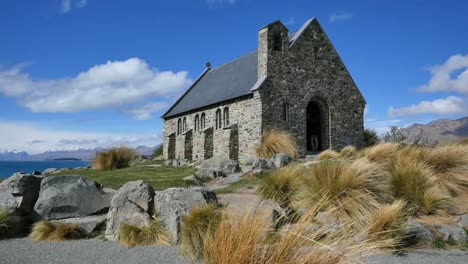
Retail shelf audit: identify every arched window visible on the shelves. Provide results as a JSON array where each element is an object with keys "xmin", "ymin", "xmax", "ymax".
[
  {"xmin": 194, "ymin": 115, "xmax": 199, "ymax": 132},
  {"xmin": 177, "ymin": 118, "xmax": 181, "ymax": 135},
  {"xmin": 215, "ymin": 109, "xmax": 222, "ymax": 129},
  {"xmin": 282, "ymin": 102, "xmax": 290, "ymax": 122},
  {"xmin": 183, "ymin": 117, "xmax": 187, "ymax": 132},
  {"xmin": 223, "ymin": 107, "xmax": 229, "ymax": 127},
  {"xmin": 200, "ymin": 113, "xmax": 206, "ymax": 130}
]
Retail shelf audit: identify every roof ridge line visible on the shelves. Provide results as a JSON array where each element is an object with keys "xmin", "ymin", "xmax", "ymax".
[{"xmin": 210, "ymin": 49, "xmax": 257, "ymax": 72}]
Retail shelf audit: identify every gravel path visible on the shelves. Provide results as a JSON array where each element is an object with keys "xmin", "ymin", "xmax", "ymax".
[
  {"xmin": 366, "ymin": 250, "xmax": 468, "ymax": 264},
  {"xmin": 0, "ymin": 238, "xmax": 187, "ymax": 264}
]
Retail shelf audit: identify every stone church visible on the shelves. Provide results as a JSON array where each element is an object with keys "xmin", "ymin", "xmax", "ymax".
[{"xmin": 162, "ymin": 17, "xmax": 366, "ymax": 163}]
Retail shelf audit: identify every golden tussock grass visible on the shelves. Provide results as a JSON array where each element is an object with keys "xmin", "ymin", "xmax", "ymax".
[
  {"xmin": 364, "ymin": 143, "xmax": 400, "ymax": 164},
  {"xmin": 316, "ymin": 149, "xmax": 341, "ymax": 161},
  {"xmin": 367, "ymin": 200, "xmax": 407, "ymax": 245},
  {"xmin": 258, "ymin": 164, "xmax": 303, "ymax": 208},
  {"xmin": 316, "ymin": 146, "xmax": 358, "ymax": 161},
  {"xmin": 179, "ymin": 204, "xmax": 222, "ymax": 259},
  {"xmin": 92, "ymin": 147, "xmax": 137, "ymax": 170},
  {"xmin": 0, "ymin": 208, "xmax": 10, "ymax": 238},
  {"xmin": 255, "ymin": 129, "xmax": 298, "ymax": 159},
  {"xmin": 119, "ymin": 219, "xmax": 170, "ymax": 247},
  {"xmin": 29, "ymin": 221, "xmax": 83, "ymax": 241}
]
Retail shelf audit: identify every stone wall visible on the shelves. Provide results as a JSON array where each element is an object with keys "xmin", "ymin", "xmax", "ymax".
[
  {"xmin": 258, "ymin": 19, "xmax": 366, "ymax": 156},
  {"xmin": 162, "ymin": 92, "xmax": 262, "ymax": 164}
]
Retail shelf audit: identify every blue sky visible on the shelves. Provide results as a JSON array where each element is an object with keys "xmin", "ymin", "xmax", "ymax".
[{"xmin": 0, "ymin": 0, "xmax": 467, "ymax": 153}]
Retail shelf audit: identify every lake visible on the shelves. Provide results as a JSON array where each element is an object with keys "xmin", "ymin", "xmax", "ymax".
[{"xmin": 0, "ymin": 160, "xmax": 91, "ymax": 179}]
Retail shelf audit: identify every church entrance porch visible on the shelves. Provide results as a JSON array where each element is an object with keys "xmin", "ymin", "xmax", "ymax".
[{"xmin": 306, "ymin": 99, "xmax": 329, "ymax": 153}]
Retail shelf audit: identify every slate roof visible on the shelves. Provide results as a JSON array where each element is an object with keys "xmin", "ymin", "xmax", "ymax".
[{"xmin": 162, "ymin": 18, "xmax": 315, "ymax": 119}]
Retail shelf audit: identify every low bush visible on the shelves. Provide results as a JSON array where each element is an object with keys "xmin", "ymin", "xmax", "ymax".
[
  {"xmin": 367, "ymin": 200, "xmax": 407, "ymax": 245},
  {"xmin": 0, "ymin": 208, "xmax": 10, "ymax": 238},
  {"xmin": 364, "ymin": 143, "xmax": 400, "ymax": 164},
  {"xmin": 363, "ymin": 129, "xmax": 380, "ymax": 147},
  {"xmin": 255, "ymin": 129, "xmax": 298, "ymax": 159},
  {"xmin": 179, "ymin": 204, "xmax": 222, "ymax": 259},
  {"xmin": 153, "ymin": 145, "xmax": 163, "ymax": 158},
  {"xmin": 119, "ymin": 219, "xmax": 170, "ymax": 247},
  {"xmin": 92, "ymin": 147, "xmax": 137, "ymax": 170},
  {"xmin": 316, "ymin": 149, "xmax": 340, "ymax": 161},
  {"xmin": 29, "ymin": 221, "xmax": 83, "ymax": 241},
  {"xmin": 258, "ymin": 164, "xmax": 302, "ymax": 209}
]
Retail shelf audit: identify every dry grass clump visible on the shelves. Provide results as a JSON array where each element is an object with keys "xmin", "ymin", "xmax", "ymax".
[
  {"xmin": 339, "ymin": 146, "xmax": 357, "ymax": 159},
  {"xmin": 258, "ymin": 164, "xmax": 303, "ymax": 208},
  {"xmin": 390, "ymin": 156, "xmax": 451, "ymax": 215},
  {"xmin": 119, "ymin": 219, "xmax": 170, "ymax": 247},
  {"xmin": 92, "ymin": 147, "xmax": 137, "ymax": 170},
  {"xmin": 367, "ymin": 200, "xmax": 407, "ymax": 244},
  {"xmin": 0, "ymin": 208, "xmax": 10, "ymax": 238},
  {"xmin": 316, "ymin": 149, "xmax": 340, "ymax": 161},
  {"xmin": 364, "ymin": 143, "xmax": 400, "ymax": 164},
  {"xmin": 255, "ymin": 129, "xmax": 298, "ymax": 159},
  {"xmin": 179, "ymin": 204, "xmax": 222, "ymax": 259},
  {"xmin": 315, "ymin": 146, "xmax": 358, "ymax": 161},
  {"xmin": 29, "ymin": 221, "xmax": 83, "ymax": 241}
]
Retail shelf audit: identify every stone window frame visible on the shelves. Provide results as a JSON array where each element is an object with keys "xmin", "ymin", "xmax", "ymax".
[
  {"xmin": 215, "ymin": 108, "xmax": 222, "ymax": 130},
  {"xmin": 194, "ymin": 114, "xmax": 200, "ymax": 132},
  {"xmin": 201, "ymin": 112, "xmax": 206, "ymax": 130},
  {"xmin": 282, "ymin": 101, "xmax": 290, "ymax": 122},
  {"xmin": 183, "ymin": 117, "xmax": 187, "ymax": 133},
  {"xmin": 223, "ymin": 107, "xmax": 229, "ymax": 127}
]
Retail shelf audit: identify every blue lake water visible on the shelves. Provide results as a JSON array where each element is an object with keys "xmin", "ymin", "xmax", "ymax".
[{"xmin": 0, "ymin": 160, "xmax": 91, "ymax": 179}]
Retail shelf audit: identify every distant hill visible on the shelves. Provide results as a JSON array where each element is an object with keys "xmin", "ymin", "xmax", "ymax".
[
  {"xmin": 0, "ymin": 150, "xmax": 29, "ymax": 161},
  {"xmin": 402, "ymin": 116, "xmax": 468, "ymax": 144}
]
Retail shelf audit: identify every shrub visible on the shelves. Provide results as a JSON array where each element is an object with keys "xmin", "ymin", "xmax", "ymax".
[
  {"xmin": 153, "ymin": 145, "xmax": 163, "ymax": 158},
  {"xmin": 339, "ymin": 146, "xmax": 357, "ymax": 159},
  {"xmin": 384, "ymin": 126, "xmax": 406, "ymax": 143},
  {"xmin": 364, "ymin": 143, "xmax": 400, "ymax": 164},
  {"xmin": 316, "ymin": 149, "xmax": 340, "ymax": 161},
  {"xmin": 258, "ymin": 164, "xmax": 302, "ymax": 209},
  {"xmin": 390, "ymin": 156, "xmax": 451, "ymax": 215},
  {"xmin": 255, "ymin": 129, "xmax": 298, "ymax": 159},
  {"xmin": 0, "ymin": 208, "xmax": 10, "ymax": 238},
  {"xmin": 119, "ymin": 219, "xmax": 170, "ymax": 247},
  {"xmin": 29, "ymin": 221, "xmax": 83, "ymax": 241},
  {"xmin": 363, "ymin": 129, "xmax": 380, "ymax": 147},
  {"xmin": 179, "ymin": 204, "xmax": 222, "ymax": 259},
  {"xmin": 367, "ymin": 200, "xmax": 407, "ymax": 245},
  {"xmin": 92, "ymin": 147, "xmax": 137, "ymax": 170}
]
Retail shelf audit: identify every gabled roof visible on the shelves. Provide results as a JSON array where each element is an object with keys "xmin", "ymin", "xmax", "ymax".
[{"xmin": 162, "ymin": 19, "xmax": 315, "ymax": 119}]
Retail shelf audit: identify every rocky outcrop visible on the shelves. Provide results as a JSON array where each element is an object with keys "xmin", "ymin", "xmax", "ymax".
[
  {"xmin": 435, "ymin": 225, "xmax": 467, "ymax": 241},
  {"xmin": 34, "ymin": 176, "xmax": 110, "ymax": 220},
  {"xmin": 105, "ymin": 181, "xmax": 155, "ymax": 241},
  {"xmin": 0, "ymin": 172, "xmax": 43, "ymax": 215},
  {"xmin": 405, "ymin": 219, "xmax": 434, "ymax": 245},
  {"xmin": 154, "ymin": 188, "xmax": 218, "ymax": 243},
  {"xmin": 129, "ymin": 155, "xmax": 150, "ymax": 166},
  {"xmin": 52, "ymin": 214, "xmax": 107, "ymax": 236},
  {"xmin": 195, "ymin": 157, "xmax": 238, "ymax": 180},
  {"xmin": 251, "ymin": 158, "xmax": 275, "ymax": 174},
  {"xmin": 271, "ymin": 153, "xmax": 292, "ymax": 168},
  {"xmin": 0, "ymin": 186, "xmax": 17, "ymax": 214}
]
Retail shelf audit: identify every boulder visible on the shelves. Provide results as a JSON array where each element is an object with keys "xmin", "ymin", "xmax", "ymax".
[
  {"xmin": 172, "ymin": 159, "xmax": 180, "ymax": 167},
  {"xmin": 178, "ymin": 160, "xmax": 189, "ymax": 167},
  {"xmin": 129, "ymin": 155, "xmax": 149, "ymax": 166},
  {"xmin": 164, "ymin": 160, "xmax": 173, "ymax": 166},
  {"xmin": 105, "ymin": 181, "xmax": 155, "ymax": 241},
  {"xmin": 0, "ymin": 186, "xmax": 17, "ymax": 214},
  {"xmin": 182, "ymin": 175, "xmax": 202, "ymax": 186},
  {"xmin": 271, "ymin": 153, "xmax": 292, "ymax": 168},
  {"xmin": 254, "ymin": 199, "xmax": 287, "ymax": 229},
  {"xmin": 195, "ymin": 157, "xmax": 239, "ymax": 179},
  {"xmin": 458, "ymin": 213, "xmax": 468, "ymax": 229},
  {"xmin": 154, "ymin": 188, "xmax": 218, "ymax": 243},
  {"xmin": 34, "ymin": 176, "xmax": 110, "ymax": 220},
  {"xmin": 251, "ymin": 158, "xmax": 275, "ymax": 174},
  {"xmin": 32, "ymin": 170, "xmax": 42, "ymax": 176},
  {"xmin": 52, "ymin": 214, "xmax": 107, "ymax": 236},
  {"xmin": 2, "ymin": 172, "xmax": 43, "ymax": 215},
  {"xmin": 435, "ymin": 224, "xmax": 467, "ymax": 241},
  {"xmin": 405, "ymin": 219, "xmax": 434, "ymax": 244}
]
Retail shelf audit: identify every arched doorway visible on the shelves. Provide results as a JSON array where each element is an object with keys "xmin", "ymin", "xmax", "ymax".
[{"xmin": 306, "ymin": 99, "xmax": 328, "ymax": 153}]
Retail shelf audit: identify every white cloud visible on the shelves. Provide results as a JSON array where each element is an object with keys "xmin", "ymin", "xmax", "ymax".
[
  {"xmin": 417, "ymin": 54, "xmax": 468, "ymax": 94},
  {"xmin": 76, "ymin": 0, "xmax": 87, "ymax": 8},
  {"xmin": 61, "ymin": 0, "xmax": 88, "ymax": 13},
  {"xmin": 388, "ymin": 96, "xmax": 467, "ymax": 116},
  {"xmin": 284, "ymin": 17, "xmax": 296, "ymax": 26},
  {"xmin": 0, "ymin": 121, "xmax": 162, "ymax": 154},
  {"xmin": 205, "ymin": 0, "xmax": 236, "ymax": 6},
  {"xmin": 365, "ymin": 119, "xmax": 405, "ymax": 136},
  {"xmin": 329, "ymin": 12, "xmax": 353, "ymax": 23},
  {"xmin": 124, "ymin": 102, "xmax": 168, "ymax": 120},
  {"xmin": 0, "ymin": 58, "xmax": 191, "ymax": 112}
]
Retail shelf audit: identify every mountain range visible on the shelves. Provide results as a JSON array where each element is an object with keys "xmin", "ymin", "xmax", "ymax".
[
  {"xmin": 0, "ymin": 145, "xmax": 157, "ymax": 161},
  {"xmin": 402, "ymin": 116, "xmax": 468, "ymax": 144}
]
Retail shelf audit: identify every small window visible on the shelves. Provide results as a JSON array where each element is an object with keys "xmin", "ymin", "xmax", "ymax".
[
  {"xmin": 201, "ymin": 113, "xmax": 206, "ymax": 130},
  {"xmin": 223, "ymin": 107, "xmax": 229, "ymax": 127},
  {"xmin": 282, "ymin": 102, "xmax": 290, "ymax": 122},
  {"xmin": 177, "ymin": 118, "xmax": 181, "ymax": 135},
  {"xmin": 215, "ymin": 109, "xmax": 222, "ymax": 129},
  {"xmin": 194, "ymin": 115, "xmax": 199, "ymax": 132},
  {"xmin": 183, "ymin": 117, "xmax": 187, "ymax": 132}
]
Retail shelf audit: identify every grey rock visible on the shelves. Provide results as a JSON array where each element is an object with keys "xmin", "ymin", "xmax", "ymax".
[
  {"xmin": 178, "ymin": 160, "xmax": 189, "ymax": 167},
  {"xmin": 406, "ymin": 219, "xmax": 434, "ymax": 243},
  {"xmin": 2, "ymin": 172, "xmax": 43, "ymax": 215},
  {"xmin": 34, "ymin": 176, "xmax": 110, "ymax": 220},
  {"xmin": 458, "ymin": 213, "xmax": 468, "ymax": 229},
  {"xmin": 32, "ymin": 171, "xmax": 42, "ymax": 176},
  {"xmin": 52, "ymin": 214, "xmax": 107, "ymax": 236},
  {"xmin": 195, "ymin": 156, "xmax": 239, "ymax": 179},
  {"xmin": 244, "ymin": 157, "xmax": 256, "ymax": 166},
  {"xmin": 0, "ymin": 186, "xmax": 17, "ymax": 214},
  {"xmin": 154, "ymin": 187, "xmax": 218, "ymax": 243},
  {"xmin": 105, "ymin": 180, "xmax": 155, "ymax": 241},
  {"xmin": 172, "ymin": 160, "xmax": 180, "ymax": 167},
  {"xmin": 164, "ymin": 160, "xmax": 173, "ymax": 166},
  {"xmin": 129, "ymin": 155, "xmax": 149, "ymax": 166},
  {"xmin": 182, "ymin": 175, "xmax": 202, "ymax": 186},
  {"xmin": 271, "ymin": 153, "xmax": 292, "ymax": 168},
  {"xmin": 251, "ymin": 158, "xmax": 275, "ymax": 174},
  {"xmin": 436, "ymin": 224, "xmax": 467, "ymax": 241},
  {"xmin": 223, "ymin": 173, "xmax": 243, "ymax": 185},
  {"xmin": 255, "ymin": 199, "xmax": 287, "ymax": 228}
]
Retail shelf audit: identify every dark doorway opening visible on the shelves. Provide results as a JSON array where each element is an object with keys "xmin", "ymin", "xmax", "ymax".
[
  {"xmin": 204, "ymin": 128, "xmax": 213, "ymax": 159},
  {"xmin": 306, "ymin": 101, "xmax": 324, "ymax": 153},
  {"xmin": 184, "ymin": 131, "xmax": 193, "ymax": 161},
  {"xmin": 168, "ymin": 133, "xmax": 176, "ymax": 159}
]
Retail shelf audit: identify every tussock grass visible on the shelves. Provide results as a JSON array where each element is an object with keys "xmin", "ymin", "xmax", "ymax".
[
  {"xmin": 119, "ymin": 219, "xmax": 170, "ymax": 247},
  {"xmin": 92, "ymin": 147, "xmax": 137, "ymax": 170},
  {"xmin": 367, "ymin": 200, "xmax": 407, "ymax": 245},
  {"xmin": 29, "ymin": 221, "xmax": 83, "ymax": 241},
  {"xmin": 364, "ymin": 143, "xmax": 400, "ymax": 164},
  {"xmin": 179, "ymin": 204, "xmax": 222, "ymax": 259},
  {"xmin": 316, "ymin": 149, "xmax": 340, "ymax": 161},
  {"xmin": 0, "ymin": 208, "xmax": 10, "ymax": 238},
  {"xmin": 339, "ymin": 146, "xmax": 357, "ymax": 159},
  {"xmin": 255, "ymin": 129, "xmax": 298, "ymax": 159},
  {"xmin": 316, "ymin": 146, "xmax": 358, "ymax": 161},
  {"xmin": 258, "ymin": 164, "xmax": 302, "ymax": 208},
  {"xmin": 390, "ymin": 156, "xmax": 451, "ymax": 215}
]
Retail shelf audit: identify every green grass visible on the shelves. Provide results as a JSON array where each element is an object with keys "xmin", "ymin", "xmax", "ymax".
[
  {"xmin": 433, "ymin": 237, "xmax": 446, "ymax": 249},
  {"xmin": 214, "ymin": 173, "xmax": 262, "ymax": 195},
  {"xmin": 54, "ymin": 161, "xmax": 194, "ymax": 190}
]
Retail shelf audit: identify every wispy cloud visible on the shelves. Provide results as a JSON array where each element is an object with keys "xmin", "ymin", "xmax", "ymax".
[
  {"xmin": 60, "ymin": 0, "xmax": 88, "ymax": 14},
  {"xmin": 205, "ymin": 0, "xmax": 236, "ymax": 6},
  {"xmin": 0, "ymin": 58, "xmax": 191, "ymax": 113},
  {"xmin": 329, "ymin": 12, "xmax": 353, "ymax": 23},
  {"xmin": 124, "ymin": 102, "xmax": 169, "ymax": 120},
  {"xmin": 388, "ymin": 96, "xmax": 467, "ymax": 117},
  {"xmin": 284, "ymin": 17, "xmax": 296, "ymax": 26}
]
